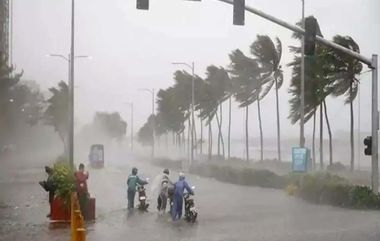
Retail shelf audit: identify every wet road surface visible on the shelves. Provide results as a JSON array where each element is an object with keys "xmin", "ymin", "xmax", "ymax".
[{"xmin": 1, "ymin": 154, "xmax": 380, "ymax": 241}]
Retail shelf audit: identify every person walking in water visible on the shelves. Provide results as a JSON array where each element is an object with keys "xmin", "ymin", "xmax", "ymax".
[
  {"xmin": 127, "ymin": 167, "xmax": 148, "ymax": 210},
  {"xmin": 172, "ymin": 172, "xmax": 193, "ymax": 221},
  {"xmin": 157, "ymin": 168, "xmax": 173, "ymax": 214},
  {"xmin": 74, "ymin": 163, "xmax": 89, "ymax": 220}
]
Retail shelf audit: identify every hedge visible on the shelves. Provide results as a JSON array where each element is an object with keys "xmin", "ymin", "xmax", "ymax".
[{"xmin": 151, "ymin": 158, "xmax": 380, "ymax": 209}]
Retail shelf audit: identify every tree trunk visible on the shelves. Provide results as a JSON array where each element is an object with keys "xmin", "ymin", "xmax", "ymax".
[
  {"xmin": 319, "ymin": 103, "xmax": 324, "ymax": 169},
  {"xmin": 312, "ymin": 110, "xmax": 316, "ymax": 170},
  {"xmin": 200, "ymin": 117, "xmax": 203, "ymax": 156},
  {"xmin": 58, "ymin": 131, "xmax": 67, "ymax": 157},
  {"xmin": 220, "ymin": 103, "xmax": 225, "ymax": 159},
  {"xmin": 323, "ymin": 100, "xmax": 333, "ymax": 166},
  {"xmin": 192, "ymin": 112, "xmax": 197, "ymax": 155},
  {"xmin": 350, "ymin": 83, "xmax": 354, "ymax": 172},
  {"xmin": 228, "ymin": 96, "xmax": 232, "ymax": 160},
  {"xmin": 215, "ymin": 108, "xmax": 225, "ymax": 160},
  {"xmin": 257, "ymin": 98, "xmax": 263, "ymax": 162},
  {"xmin": 274, "ymin": 78, "xmax": 281, "ymax": 162},
  {"xmin": 208, "ymin": 115, "xmax": 212, "ymax": 161},
  {"xmin": 245, "ymin": 106, "xmax": 249, "ymax": 162}
]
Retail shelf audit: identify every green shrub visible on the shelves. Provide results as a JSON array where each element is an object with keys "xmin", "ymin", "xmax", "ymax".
[
  {"xmin": 348, "ymin": 186, "xmax": 380, "ymax": 209},
  {"xmin": 52, "ymin": 162, "xmax": 75, "ymax": 206},
  {"xmin": 294, "ymin": 172, "xmax": 380, "ymax": 209},
  {"xmin": 189, "ymin": 163, "xmax": 287, "ymax": 189}
]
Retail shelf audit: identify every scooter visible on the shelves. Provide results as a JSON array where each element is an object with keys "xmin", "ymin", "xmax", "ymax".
[
  {"xmin": 137, "ymin": 178, "xmax": 150, "ymax": 212},
  {"xmin": 184, "ymin": 187, "xmax": 197, "ymax": 223}
]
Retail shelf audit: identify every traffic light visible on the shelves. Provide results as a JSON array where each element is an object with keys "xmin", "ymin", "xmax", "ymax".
[
  {"xmin": 136, "ymin": 0, "xmax": 149, "ymax": 10},
  {"xmin": 304, "ymin": 17, "xmax": 317, "ymax": 56},
  {"xmin": 233, "ymin": 0, "xmax": 245, "ymax": 26},
  {"xmin": 364, "ymin": 136, "xmax": 372, "ymax": 156}
]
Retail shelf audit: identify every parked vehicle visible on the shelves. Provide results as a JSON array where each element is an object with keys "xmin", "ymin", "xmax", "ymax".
[{"xmin": 88, "ymin": 144, "xmax": 104, "ymax": 168}]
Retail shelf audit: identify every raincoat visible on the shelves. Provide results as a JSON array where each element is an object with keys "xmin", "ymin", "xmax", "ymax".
[
  {"xmin": 171, "ymin": 177, "xmax": 193, "ymax": 221},
  {"xmin": 127, "ymin": 175, "xmax": 147, "ymax": 210}
]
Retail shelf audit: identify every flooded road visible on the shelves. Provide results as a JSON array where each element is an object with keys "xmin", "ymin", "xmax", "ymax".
[{"xmin": 1, "ymin": 154, "xmax": 380, "ymax": 241}]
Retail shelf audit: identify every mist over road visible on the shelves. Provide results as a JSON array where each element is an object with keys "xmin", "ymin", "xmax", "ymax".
[{"xmin": 1, "ymin": 152, "xmax": 380, "ymax": 241}]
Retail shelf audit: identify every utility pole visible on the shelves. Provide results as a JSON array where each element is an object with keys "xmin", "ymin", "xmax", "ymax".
[
  {"xmin": 300, "ymin": 0, "xmax": 305, "ymax": 148},
  {"xmin": 69, "ymin": 0, "xmax": 75, "ymax": 168},
  {"xmin": 371, "ymin": 54, "xmax": 378, "ymax": 192}
]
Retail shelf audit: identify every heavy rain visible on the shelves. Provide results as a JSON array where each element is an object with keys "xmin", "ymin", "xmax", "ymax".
[{"xmin": 1, "ymin": 0, "xmax": 380, "ymax": 240}]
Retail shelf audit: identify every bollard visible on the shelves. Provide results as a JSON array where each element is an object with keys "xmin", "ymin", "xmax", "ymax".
[{"xmin": 71, "ymin": 192, "xmax": 86, "ymax": 241}]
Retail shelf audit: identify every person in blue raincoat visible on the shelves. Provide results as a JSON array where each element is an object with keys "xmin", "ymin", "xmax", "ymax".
[
  {"xmin": 127, "ymin": 167, "xmax": 148, "ymax": 210},
  {"xmin": 171, "ymin": 172, "xmax": 193, "ymax": 221}
]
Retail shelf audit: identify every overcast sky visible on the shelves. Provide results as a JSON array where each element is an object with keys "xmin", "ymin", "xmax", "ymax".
[{"xmin": 12, "ymin": 0, "xmax": 380, "ymax": 141}]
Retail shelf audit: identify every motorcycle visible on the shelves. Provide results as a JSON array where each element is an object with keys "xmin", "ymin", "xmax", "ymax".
[
  {"xmin": 137, "ymin": 178, "xmax": 150, "ymax": 212},
  {"xmin": 183, "ymin": 187, "xmax": 197, "ymax": 223}
]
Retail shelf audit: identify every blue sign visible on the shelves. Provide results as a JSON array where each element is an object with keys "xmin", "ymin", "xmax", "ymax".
[{"xmin": 292, "ymin": 147, "xmax": 309, "ymax": 172}]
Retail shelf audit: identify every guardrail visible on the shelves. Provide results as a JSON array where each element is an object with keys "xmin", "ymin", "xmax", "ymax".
[{"xmin": 71, "ymin": 193, "xmax": 86, "ymax": 241}]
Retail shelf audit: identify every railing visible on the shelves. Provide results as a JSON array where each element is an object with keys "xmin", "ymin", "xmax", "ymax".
[{"xmin": 71, "ymin": 193, "xmax": 86, "ymax": 241}]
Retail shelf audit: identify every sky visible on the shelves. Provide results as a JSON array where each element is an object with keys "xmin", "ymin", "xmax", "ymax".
[{"xmin": 12, "ymin": 0, "xmax": 380, "ymax": 141}]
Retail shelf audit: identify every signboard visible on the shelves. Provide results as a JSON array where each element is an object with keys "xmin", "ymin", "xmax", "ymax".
[{"xmin": 292, "ymin": 147, "xmax": 310, "ymax": 172}]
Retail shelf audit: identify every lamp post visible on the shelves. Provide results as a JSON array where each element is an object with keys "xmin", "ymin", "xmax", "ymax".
[
  {"xmin": 46, "ymin": 53, "xmax": 90, "ymax": 167},
  {"xmin": 172, "ymin": 62, "xmax": 195, "ymax": 165},
  {"xmin": 139, "ymin": 88, "xmax": 155, "ymax": 159}
]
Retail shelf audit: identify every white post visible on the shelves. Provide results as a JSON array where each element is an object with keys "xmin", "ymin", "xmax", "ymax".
[{"xmin": 371, "ymin": 54, "xmax": 378, "ymax": 193}]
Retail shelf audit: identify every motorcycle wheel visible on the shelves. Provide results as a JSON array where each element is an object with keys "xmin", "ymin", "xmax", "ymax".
[{"xmin": 190, "ymin": 212, "xmax": 197, "ymax": 223}]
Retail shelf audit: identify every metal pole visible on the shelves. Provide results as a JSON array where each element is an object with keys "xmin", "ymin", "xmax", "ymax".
[
  {"xmin": 371, "ymin": 54, "xmax": 378, "ymax": 193},
  {"xmin": 69, "ymin": 0, "xmax": 75, "ymax": 167},
  {"xmin": 300, "ymin": 0, "xmax": 305, "ymax": 148},
  {"xmin": 191, "ymin": 62, "xmax": 195, "ymax": 165},
  {"xmin": 215, "ymin": 0, "xmax": 373, "ymax": 66},
  {"xmin": 358, "ymin": 84, "xmax": 360, "ymax": 170}
]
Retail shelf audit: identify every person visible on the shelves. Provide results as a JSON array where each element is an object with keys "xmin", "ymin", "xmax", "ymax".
[
  {"xmin": 157, "ymin": 168, "xmax": 173, "ymax": 214},
  {"xmin": 74, "ymin": 163, "xmax": 89, "ymax": 220},
  {"xmin": 39, "ymin": 166, "xmax": 56, "ymax": 217},
  {"xmin": 171, "ymin": 172, "xmax": 193, "ymax": 221},
  {"xmin": 127, "ymin": 167, "xmax": 148, "ymax": 210}
]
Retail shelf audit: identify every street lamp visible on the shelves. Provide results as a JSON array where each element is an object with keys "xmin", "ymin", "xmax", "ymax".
[
  {"xmin": 46, "ymin": 53, "xmax": 90, "ymax": 167},
  {"xmin": 300, "ymin": 0, "xmax": 306, "ymax": 149},
  {"xmin": 172, "ymin": 62, "xmax": 195, "ymax": 165},
  {"xmin": 125, "ymin": 102, "xmax": 134, "ymax": 151},
  {"xmin": 139, "ymin": 88, "xmax": 155, "ymax": 159}
]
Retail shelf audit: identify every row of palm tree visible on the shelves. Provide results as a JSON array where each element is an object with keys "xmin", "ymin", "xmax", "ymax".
[
  {"xmin": 139, "ymin": 17, "xmax": 363, "ymax": 169},
  {"xmin": 288, "ymin": 16, "xmax": 362, "ymax": 170},
  {"xmin": 149, "ymin": 34, "xmax": 284, "ymax": 162}
]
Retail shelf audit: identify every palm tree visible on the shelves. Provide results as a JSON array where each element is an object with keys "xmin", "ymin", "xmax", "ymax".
[
  {"xmin": 229, "ymin": 49, "xmax": 262, "ymax": 161},
  {"xmin": 202, "ymin": 65, "xmax": 230, "ymax": 160},
  {"xmin": 195, "ymin": 78, "xmax": 218, "ymax": 160},
  {"xmin": 250, "ymin": 35, "xmax": 284, "ymax": 162},
  {"xmin": 328, "ymin": 35, "xmax": 363, "ymax": 172},
  {"xmin": 288, "ymin": 43, "xmax": 334, "ymax": 169}
]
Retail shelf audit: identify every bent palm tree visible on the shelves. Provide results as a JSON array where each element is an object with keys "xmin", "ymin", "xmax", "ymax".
[
  {"xmin": 250, "ymin": 35, "xmax": 284, "ymax": 162},
  {"xmin": 328, "ymin": 35, "xmax": 363, "ymax": 172}
]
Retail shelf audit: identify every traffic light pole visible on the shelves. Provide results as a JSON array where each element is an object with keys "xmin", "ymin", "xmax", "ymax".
[
  {"xmin": 371, "ymin": 54, "xmax": 378, "ymax": 192},
  {"xmin": 215, "ymin": 0, "xmax": 378, "ymax": 192}
]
